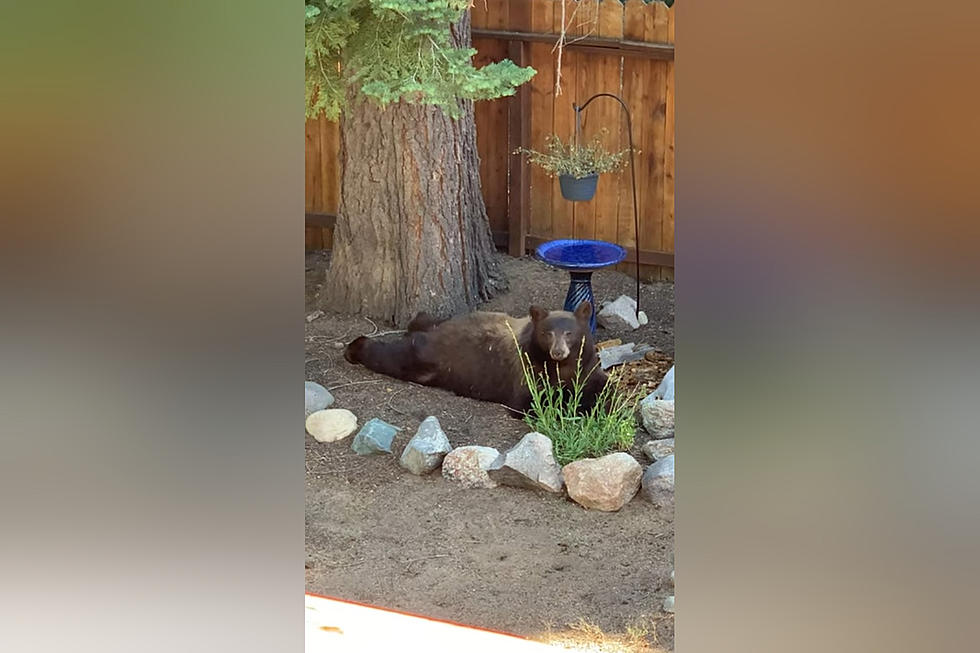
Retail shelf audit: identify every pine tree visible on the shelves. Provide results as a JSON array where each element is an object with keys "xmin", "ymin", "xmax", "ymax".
[{"xmin": 306, "ymin": 1, "xmax": 535, "ymax": 326}]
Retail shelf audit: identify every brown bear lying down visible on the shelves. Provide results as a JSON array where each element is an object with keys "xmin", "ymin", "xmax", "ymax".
[{"xmin": 344, "ymin": 301, "xmax": 607, "ymax": 414}]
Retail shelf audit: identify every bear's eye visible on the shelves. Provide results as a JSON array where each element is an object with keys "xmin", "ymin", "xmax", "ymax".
[{"xmin": 564, "ymin": 331, "xmax": 572, "ymax": 337}]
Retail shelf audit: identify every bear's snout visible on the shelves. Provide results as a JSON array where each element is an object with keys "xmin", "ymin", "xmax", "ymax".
[{"xmin": 550, "ymin": 344, "xmax": 570, "ymax": 361}]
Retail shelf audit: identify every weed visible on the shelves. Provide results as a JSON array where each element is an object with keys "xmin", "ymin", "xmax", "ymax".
[{"xmin": 511, "ymin": 332, "xmax": 640, "ymax": 466}]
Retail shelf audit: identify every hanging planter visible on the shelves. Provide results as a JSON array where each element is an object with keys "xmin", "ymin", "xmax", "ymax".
[
  {"xmin": 516, "ymin": 133, "xmax": 628, "ymax": 203},
  {"xmin": 558, "ymin": 173, "xmax": 599, "ymax": 202}
]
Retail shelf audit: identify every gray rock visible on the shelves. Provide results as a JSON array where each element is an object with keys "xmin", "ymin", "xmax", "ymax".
[
  {"xmin": 641, "ymin": 438, "xmax": 674, "ymax": 461},
  {"xmin": 351, "ymin": 418, "xmax": 401, "ymax": 455},
  {"xmin": 599, "ymin": 342, "xmax": 655, "ymax": 370},
  {"xmin": 640, "ymin": 396, "xmax": 674, "ymax": 438},
  {"xmin": 305, "ymin": 310, "xmax": 324, "ymax": 323},
  {"xmin": 597, "ymin": 295, "xmax": 640, "ymax": 330},
  {"xmin": 637, "ymin": 310, "xmax": 649, "ymax": 326},
  {"xmin": 487, "ymin": 432, "xmax": 564, "ymax": 493},
  {"xmin": 641, "ymin": 454, "xmax": 675, "ymax": 508},
  {"xmin": 305, "ymin": 381, "xmax": 334, "ymax": 416},
  {"xmin": 652, "ymin": 365, "xmax": 674, "ymax": 400},
  {"xmin": 399, "ymin": 416, "xmax": 452, "ymax": 475},
  {"xmin": 442, "ymin": 446, "xmax": 500, "ymax": 489},
  {"xmin": 563, "ymin": 452, "xmax": 642, "ymax": 511},
  {"xmin": 662, "ymin": 595, "xmax": 675, "ymax": 613}
]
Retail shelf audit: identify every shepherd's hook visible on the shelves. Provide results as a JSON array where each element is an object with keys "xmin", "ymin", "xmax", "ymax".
[{"xmin": 573, "ymin": 93, "xmax": 641, "ymax": 321}]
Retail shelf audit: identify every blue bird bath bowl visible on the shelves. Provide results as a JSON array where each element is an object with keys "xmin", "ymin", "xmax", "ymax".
[{"xmin": 536, "ymin": 239, "xmax": 627, "ymax": 333}]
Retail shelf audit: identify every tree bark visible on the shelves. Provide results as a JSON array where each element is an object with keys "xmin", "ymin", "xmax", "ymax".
[{"xmin": 320, "ymin": 12, "xmax": 506, "ymax": 327}]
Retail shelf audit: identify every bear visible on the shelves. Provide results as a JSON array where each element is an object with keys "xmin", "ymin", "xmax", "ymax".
[{"xmin": 344, "ymin": 301, "xmax": 607, "ymax": 415}]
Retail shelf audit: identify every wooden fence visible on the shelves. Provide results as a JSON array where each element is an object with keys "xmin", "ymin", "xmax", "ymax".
[{"xmin": 306, "ymin": 0, "xmax": 674, "ymax": 280}]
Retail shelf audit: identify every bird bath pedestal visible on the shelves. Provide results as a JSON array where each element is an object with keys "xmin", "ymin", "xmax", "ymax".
[{"xmin": 536, "ymin": 239, "xmax": 627, "ymax": 334}]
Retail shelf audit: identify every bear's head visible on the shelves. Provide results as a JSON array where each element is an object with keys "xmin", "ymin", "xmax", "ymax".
[{"xmin": 528, "ymin": 301, "xmax": 593, "ymax": 362}]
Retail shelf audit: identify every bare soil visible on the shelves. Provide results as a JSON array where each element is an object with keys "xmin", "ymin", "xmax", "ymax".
[{"xmin": 305, "ymin": 253, "xmax": 675, "ymax": 650}]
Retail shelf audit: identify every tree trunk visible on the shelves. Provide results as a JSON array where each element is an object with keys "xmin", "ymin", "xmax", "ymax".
[{"xmin": 320, "ymin": 12, "xmax": 506, "ymax": 327}]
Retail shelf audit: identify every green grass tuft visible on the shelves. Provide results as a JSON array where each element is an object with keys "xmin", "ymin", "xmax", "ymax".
[{"xmin": 511, "ymin": 331, "xmax": 640, "ymax": 466}]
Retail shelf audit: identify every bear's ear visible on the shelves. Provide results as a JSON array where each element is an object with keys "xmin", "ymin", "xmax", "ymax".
[
  {"xmin": 574, "ymin": 300, "xmax": 593, "ymax": 322},
  {"xmin": 529, "ymin": 305, "xmax": 549, "ymax": 323}
]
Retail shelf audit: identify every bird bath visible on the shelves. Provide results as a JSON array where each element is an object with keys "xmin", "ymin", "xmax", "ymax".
[{"xmin": 535, "ymin": 239, "xmax": 627, "ymax": 334}]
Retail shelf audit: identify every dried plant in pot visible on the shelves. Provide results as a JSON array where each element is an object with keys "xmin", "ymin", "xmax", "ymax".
[{"xmin": 516, "ymin": 132, "xmax": 629, "ymax": 202}]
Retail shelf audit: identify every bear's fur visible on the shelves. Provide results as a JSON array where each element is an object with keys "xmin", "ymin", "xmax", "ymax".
[{"xmin": 344, "ymin": 301, "xmax": 606, "ymax": 414}]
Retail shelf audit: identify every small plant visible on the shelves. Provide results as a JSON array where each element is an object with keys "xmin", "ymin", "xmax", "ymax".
[
  {"xmin": 516, "ymin": 132, "xmax": 629, "ymax": 180},
  {"xmin": 511, "ymin": 333, "xmax": 640, "ymax": 466}
]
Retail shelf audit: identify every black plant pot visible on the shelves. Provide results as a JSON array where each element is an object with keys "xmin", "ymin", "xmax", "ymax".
[{"xmin": 558, "ymin": 173, "xmax": 599, "ymax": 202}]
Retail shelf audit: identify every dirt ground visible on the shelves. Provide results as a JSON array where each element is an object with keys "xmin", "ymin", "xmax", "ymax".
[{"xmin": 305, "ymin": 253, "xmax": 675, "ymax": 651}]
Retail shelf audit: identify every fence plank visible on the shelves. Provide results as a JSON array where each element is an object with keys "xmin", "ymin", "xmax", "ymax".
[
  {"xmin": 473, "ymin": 37, "xmax": 510, "ymax": 234},
  {"xmin": 573, "ymin": 0, "xmax": 600, "ymax": 39},
  {"xmin": 551, "ymin": 51, "xmax": 577, "ymax": 242},
  {"xmin": 475, "ymin": 0, "xmax": 512, "ymax": 237},
  {"xmin": 619, "ymin": 59, "xmax": 642, "ymax": 253},
  {"xmin": 551, "ymin": 4, "xmax": 578, "ymax": 242},
  {"xmin": 506, "ymin": 0, "xmax": 532, "ymax": 256},
  {"xmin": 489, "ymin": 0, "xmax": 509, "ymax": 29},
  {"xmin": 650, "ymin": 62, "xmax": 668, "ymax": 256},
  {"xmin": 470, "ymin": 0, "xmax": 489, "ymax": 29},
  {"xmin": 474, "ymin": 0, "xmax": 511, "ymax": 235},
  {"xmin": 653, "ymin": 1, "xmax": 671, "ymax": 43},
  {"xmin": 572, "ymin": 55, "xmax": 595, "ymax": 241},
  {"xmin": 598, "ymin": 0, "xmax": 625, "ymax": 39},
  {"xmin": 527, "ymin": 0, "xmax": 556, "ymax": 241},
  {"xmin": 623, "ymin": 56, "xmax": 666, "ymax": 256},
  {"xmin": 624, "ymin": 0, "xmax": 654, "ymax": 42},
  {"xmin": 623, "ymin": 4, "xmax": 653, "ymax": 268},
  {"xmin": 663, "ymin": 59, "xmax": 675, "ymax": 256},
  {"xmin": 594, "ymin": 55, "xmax": 625, "ymax": 247},
  {"xmin": 635, "ymin": 5, "xmax": 667, "ymax": 260}
]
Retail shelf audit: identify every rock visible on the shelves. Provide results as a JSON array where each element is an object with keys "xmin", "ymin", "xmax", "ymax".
[
  {"xmin": 640, "ymin": 396, "xmax": 674, "ymax": 438},
  {"xmin": 597, "ymin": 295, "xmax": 640, "ymax": 330},
  {"xmin": 399, "ymin": 416, "xmax": 452, "ymax": 475},
  {"xmin": 487, "ymin": 432, "xmax": 564, "ymax": 493},
  {"xmin": 351, "ymin": 418, "xmax": 401, "ymax": 455},
  {"xmin": 596, "ymin": 338, "xmax": 622, "ymax": 351},
  {"xmin": 651, "ymin": 365, "xmax": 674, "ymax": 400},
  {"xmin": 306, "ymin": 409, "xmax": 357, "ymax": 443},
  {"xmin": 668, "ymin": 570, "xmax": 675, "ymax": 588},
  {"xmin": 599, "ymin": 342, "xmax": 655, "ymax": 370},
  {"xmin": 662, "ymin": 595, "xmax": 675, "ymax": 613},
  {"xmin": 641, "ymin": 438, "xmax": 674, "ymax": 461},
  {"xmin": 305, "ymin": 381, "xmax": 334, "ymax": 416},
  {"xmin": 305, "ymin": 310, "xmax": 324, "ymax": 323},
  {"xmin": 442, "ymin": 446, "xmax": 500, "ymax": 489},
  {"xmin": 641, "ymin": 454, "xmax": 675, "ymax": 508},
  {"xmin": 638, "ymin": 310, "xmax": 648, "ymax": 326},
  {"xmin": 563, "ymin": 452, "xmax": 642, "ymax": 511}
]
